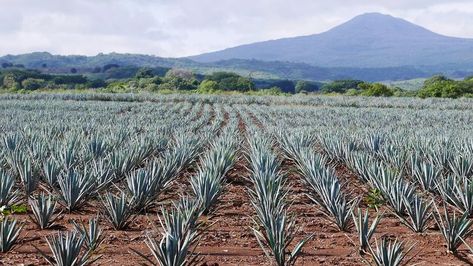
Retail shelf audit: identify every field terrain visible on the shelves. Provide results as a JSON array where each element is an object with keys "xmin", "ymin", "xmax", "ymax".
[{"xmin": 1, "ymin": 94, "xmax": 473, "ymax": 265}]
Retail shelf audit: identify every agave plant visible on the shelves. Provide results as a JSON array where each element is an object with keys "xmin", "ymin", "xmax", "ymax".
[
  {"xmin": 433, "ymin": 203, "xmax": 473, "ymax": 253},
  {"xmin": 411, "ymin": 158, "xmax": 441, "ymax": 193},
  {"xmin": 448, "ymin": 155, "xmax": 473, "ymax": 178},
  {"xmin": 3, "ymin": 133, "xmax": 23, "ymax": 153},
  {"xmin": 379, "ymin": 145, "xmax": 409, "ymax": 174},
  {"xmin": 29, "ymin": 193, "xmax": 60, "ymax": 229},
  {"xmin": 18, "ymin": 157, "xmax": 38, "ymax": 196},
  {"xmin": 0, "ymin": 171, "xmax": 19, "ymax": 207},
  {"xmin": 190, "ymin": 170, "xmax": 222, "ymax": 215},
  {"xmin": 247, "ymin": 137, "xmax": 311, "ymax": 266},
  {"xmin": 352, "ymin": 208, "xmax": 382, "ymax": 254},
  {"xmin": 364, "ymin": 134, "xmax": 384, "ymax": 154},
  {"xmin": 438, "ymin": 175, "xmax": 473, "ymax": 215},
  {"xmin": 277, "ymin": 132, "xmax": 314, "ymax": 162},
  {"xmin": 126, "ymin": 162, "xmax": 171, "ymax": 213},
  {"xmin": 201, "ymin": 144, "xmax": 236, "ymax": 182},
  {"xmin": 0, "ymin": 218, "xmax": 22, "ymax": 253},
  {"xmin": 252, "ymin": 208, "xmax": 311, "ymax": 266},
  {"xmin": 91, "ymin": 161, "xmax": 115, "ymax": 192},
  {"xmin": 43, "ymin": 159, "xmax": 61, "ymax": 188},
  {"xmin": 303, "ymin": 166, "xmax": 355, "ymax": 231},
  {"xmin": 132, "ymin": 198, "xmax": 202, "ymax": 266},
  {"xmin": 369, "ymin": 237, "xmax": 413, "ymax": 266},
  {"xmin": 88, "ymin": 136, "xmax": 108, "ymax": 160},
  {"xmin": 366, "ymin": 164, "xmax": 399, "ymax": 194},
  {"xmin": 397, "ymin": 195, "xmax": 432, "ymax": 233},
  {"xmin": 110, "ymin": 149, "xmax": 137, "ymax": 178},
  {"xmin": 57, "ymin": 138, "xmax": 79, "ymax": 171},
  {"xmin": 383, "ymin": 180, "xmax": 416, "ymax": 216},
  {"xmin": 73, "ymin": 217, "xmax": 104, "ymax": 252},
  {"xmin": 36, "ymin": 231, "xmax": 99, "ymax": 266},
  {"xmin": 57, "ymin": 170, "xmax": 97, "ymax": 212},
  {"xmin": 101, "ymin": 192, "xmax": 134, "ymax": 230}
]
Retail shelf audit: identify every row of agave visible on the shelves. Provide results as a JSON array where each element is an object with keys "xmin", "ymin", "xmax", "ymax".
[
  {"xmin": 318, "ymin": 133, "xmax": 473, "ymax": 256},
  {"xmin": 233, "ymin": 101, "xmax": 473, "ymax": 264},
  {"xmin": 0, "ymin": 101, "xmax": 233, "ymax": 264},
  {"xmin": 0, "ymin": 133, "xmax": 207, "ymax": 263},
  {"xmin": 5, "ymin": 92, "xmax": 473, "ymax": 111},
  {"xmin": 246, "ymin": 134, "xmax": 311, "ymax": 266},
  {"xmin": 276, "ymin": 132, "xmax": 417, "ymax": 265},
  {"xmin": 133, "ymin": 124, "xmax": 240, "ymax": 265}
]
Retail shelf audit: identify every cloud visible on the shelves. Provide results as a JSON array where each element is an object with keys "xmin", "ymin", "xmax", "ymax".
[{"xmin": 0, "ymin": 0, "xmax": 472, "ymax": 57}]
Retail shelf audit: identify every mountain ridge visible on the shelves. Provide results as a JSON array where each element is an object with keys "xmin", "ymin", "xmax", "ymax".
[{"xmin": 189, "ymin": 13, "xmax": 473, "ymax": 68}]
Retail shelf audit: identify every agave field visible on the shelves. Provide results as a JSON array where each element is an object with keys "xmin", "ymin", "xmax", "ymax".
[{"xmin": 2, "ymin": 93, "xmax": 473, "ymax": 265}]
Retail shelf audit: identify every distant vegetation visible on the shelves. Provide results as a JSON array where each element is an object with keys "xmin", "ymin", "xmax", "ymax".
[
  {"xmin": 416, "ymin": 75, "xmax": 473, "ymax": 98},
  {"xmin": 1, "ymin": 65, "xmax": 473, "ymax": 98},
  {"xmin": 2, "ymin": 52, "xmax": 470, "ymax": 83}
]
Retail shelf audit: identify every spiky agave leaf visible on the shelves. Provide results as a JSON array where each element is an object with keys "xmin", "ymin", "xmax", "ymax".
[
  {"xmin": 190, "ymin": 170, "xmax": 222, "ymax": 215},
  {"xmin": 438, "ymin": 175, "xmax": 473, "ymax": 216},
  {"xmin": 126, "ymin": 169, "xmax": 159, "ymax": 213},
  {"xmin": 396, "ymin": 195, "xmax": 432, "ymax": 233},
  {"xmin": 36, "ymin": 231, "xmax": 99, "ymax": 266},
  {"xmin": 18, "ymin": 156, "xmax": 38, "ymax": 196},
  {"xmin": 88, "ymin": 136, "xmax": 108, "ymax": 160},
  {"xmin": 29, "ymin": 193, "xmax": 60, "ymax": 229},
  {"xmin": 433, "ymin": 203, "xmax": 473, "ymax": 253},
  {"xmin": 43, "ymin": 158, "xmax": 61, "ymax": 188},
  {"xmin": 252, "ymin": 209, "xmax": 311, "ymax": 266},
  {"xmin": 0, "ymin": 171, "xmax": 19, "ymax": 207},
  {"xmin": 352, "ymin": 208, "xmax": 383, "ymax": 254},
  {"xmin": 369, "ymin": 237, "xmax": 414, "ymax": 266},
  {"xmin": 302, "ymin": 165, "xmax": 355, "ymax": 231},
  {"xmin": 57, "ymin": 169, "xmax": 97, "ymax": 212},
  {"xmin": 383, "ymin": 179, "xmax": 416, "ymax": 216},
  {"xmin": 0, "ymin": 218, "xmax": 22, "ymax": 253},
  {"xmin": 101, "ymin": 192, "xmax": 135, "ymax": 230},
  {"xmin": 411, "ymin": 158, "xmax": 441, "ymax": 193},
  {"xmin": 73, "ymin": 217, "xmax": 104, "ymax": 252},
  {"xmin": 132, "ymin": 198, "xmax": 202, "ymax": 266},
  {"xmin": 448, "ymin": 155, "xmax": 473, "ymax": 179}
]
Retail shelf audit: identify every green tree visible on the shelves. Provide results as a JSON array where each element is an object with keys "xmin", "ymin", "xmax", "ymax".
[
  {"xmin": 359, "ymin": 83, "xmax": 393, "ymax": 97},
  {"xmin": 198, "ymin": 79, "xmax": 220, "ymax": 93},
  {"xmin": 21, "ymin": 78, "xmax": 45, "ymax": 90},
  {"xmin": 2, "ymin": 73, "xmax": 21, "ymax": 89},
  {"xmin": 322, "ymin": 80, "xmax": 364, "ymax": 93},
  {"xmin": 418, "ymin": 76, "xmax": 458, "ymax": 98},
  {"xmin": 295, "ymin": 80, "xmax": 319, "ymax": 93},
  {"xmin": 206, "ymin": 72, "xmax": 254, "ymax": 91},
  {"xmin": 135, "ymin": 67, "xmax": 154, "ymax": 79},
  {"xmin": 158, "ymin": 69, "xmax": 198, "ymax": 91}
]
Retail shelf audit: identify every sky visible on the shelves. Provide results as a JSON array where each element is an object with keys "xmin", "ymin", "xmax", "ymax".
[{"xmin": 1, "ymin": 0, "xmax": 473, "ymax": 57}]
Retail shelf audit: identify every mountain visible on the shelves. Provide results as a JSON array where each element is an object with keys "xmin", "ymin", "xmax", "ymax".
[
  {"xmin": 189, "ymin": 13, "xmax": 473, "ymax": 69},
  {"xmin": 3, "ymin": 13, "xmax": 473, "ymax": 82},
  {"xmin": 0, "ymin": 52, "xmax": 432, "ymax": 82}
]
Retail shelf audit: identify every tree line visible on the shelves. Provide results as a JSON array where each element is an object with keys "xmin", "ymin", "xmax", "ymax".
[{"xmin": 1, "ymin": 66, "xmax": 472, "ymax": 98}]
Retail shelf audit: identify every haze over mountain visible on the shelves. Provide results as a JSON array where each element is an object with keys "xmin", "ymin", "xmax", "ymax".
[{"xmin": 190, "ymin": 13, "xmax": 473, "ymax": 69}]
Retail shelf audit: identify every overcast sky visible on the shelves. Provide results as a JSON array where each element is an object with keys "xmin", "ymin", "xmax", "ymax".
[{"xmin": 1, "ymin": 0, "xmax": 473, "ymax": 57}]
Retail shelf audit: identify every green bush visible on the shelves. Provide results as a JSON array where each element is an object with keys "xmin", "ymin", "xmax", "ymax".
[
  {"xmin": 198, "ymin": 80, "xmax": 220, "ymax": 93},
  {"xmin": 21, "ymin": 78, "xmax": 45, "ymax": 90},
  {"xmin": 322, "ymin": 80, "xmax": 364, "ymax": 93},
  {"xmin": 417, "ymin": 75, "xmax": 473, "ymax": 98},
  {"xmin": 359, "ymin": 83, "xmax": 393, "ymax": 97}
]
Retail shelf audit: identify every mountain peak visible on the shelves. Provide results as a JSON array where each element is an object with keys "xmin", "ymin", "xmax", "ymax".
[
  {"xmin": 190, "ymin": 13, "xmax": 473, "ymax": 68},
  {"xmin": 352, "ymin": 12, "xmax": 396, "ymax": 20},
  {"xmin": 326, "ymin": 12, "xmax": 436, "ymax": 38}
]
